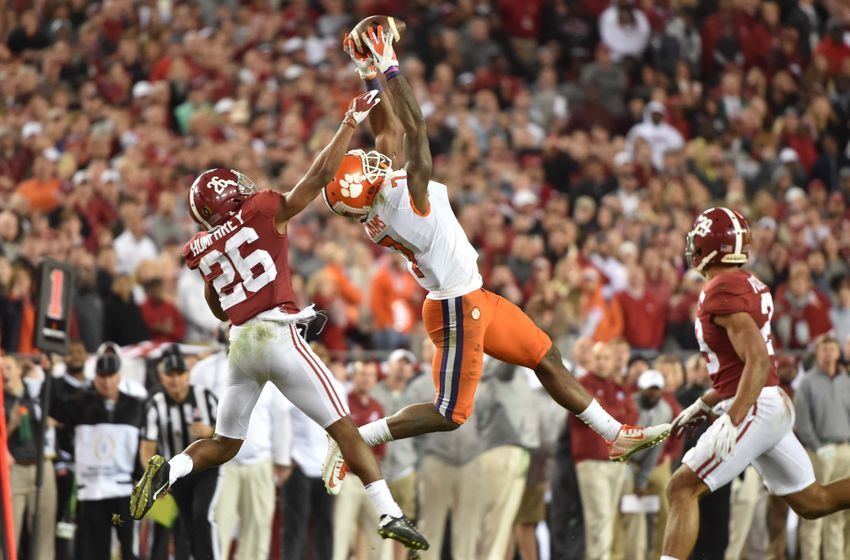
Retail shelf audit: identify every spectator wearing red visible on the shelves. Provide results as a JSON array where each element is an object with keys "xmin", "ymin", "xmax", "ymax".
[
  {"xmin": 815, "ymin": 19, "xmax": 850, "ymax": 76},
  {"xmin": 569, "ymin": 341, "xmax": 637, "ymax": 560},
  {"xmin": 369, "ymin": 255, "xmax": 420, "ymax": 351},
  {"xmin": 774, "ymin": 261, "xmax": 833, "ymax": 349},
  {"xmin": 334, "ymin": 361, "xmax": 385, "ymax": 559},
  {"xmin": 139, "ymin": 278, "xmax": 185, "ymax": 343},
  {"xmin": 609, "ymin": 265, "xmax": 668, "ymax": 353}
]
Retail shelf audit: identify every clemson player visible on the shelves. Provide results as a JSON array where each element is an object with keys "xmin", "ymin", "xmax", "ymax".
[
  {"xmin": 321, "ymin": 23, "xmax": 671, "ymax": 493},
  {"xmin": 659, "ymin": 208, "xmax": 850, "ymax": 560},
  {"xmin": 128, "ymin": 91, "xmax": 429, "ymax": 552}
]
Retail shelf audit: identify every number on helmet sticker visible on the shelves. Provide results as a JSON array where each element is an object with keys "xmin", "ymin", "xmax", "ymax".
[
  {"xmin": 692, "ymin": 214, "xmax": 713, "ymax": 237},
  {"xmin": 199, "ymin": 227, "xmax": 277, "ymax": 310},
  {"xmin": 208, "ymin": 175, "xmax": 237, "ymax": 195}
]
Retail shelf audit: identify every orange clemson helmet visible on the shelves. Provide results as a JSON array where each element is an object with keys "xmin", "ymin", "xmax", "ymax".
[{"xmin": 323, "ymin": 149, "xmax": 391, "ymax": 219}]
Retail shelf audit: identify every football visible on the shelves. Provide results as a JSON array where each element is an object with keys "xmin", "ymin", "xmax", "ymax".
[{"xmin": 348, "ymin": 15, "xmax": 406, "ymax": 56}]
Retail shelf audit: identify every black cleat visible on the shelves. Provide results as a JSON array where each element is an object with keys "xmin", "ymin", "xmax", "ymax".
[
  {"xmin": 378, "ymin": 515, "xmax": 429, "ymax": 551},
  {"xmin": 130, "ymin": 455, "xmax": 170, "ymax": 520}
]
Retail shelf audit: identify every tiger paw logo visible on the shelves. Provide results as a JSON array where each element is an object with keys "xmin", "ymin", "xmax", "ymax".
[{"xmin": 339, "ymin": 173, "xmax": 366, "ymax": 198}]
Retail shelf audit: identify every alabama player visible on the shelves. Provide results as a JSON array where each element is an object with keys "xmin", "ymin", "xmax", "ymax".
[
  {"xmin": 660, "ymin": 207, "xmax": 850, "ymax": 560},
  {"xmin": 321, "ymin": 23, "xmax": 671, "ymax": 493},
  {"xmin": 129, "ymin": 91, "xmax": 429, "ymax": 552}
]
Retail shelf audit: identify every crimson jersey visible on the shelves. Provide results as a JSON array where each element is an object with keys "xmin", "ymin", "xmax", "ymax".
[
  {"xmin": 182, "ymin": 190, "xmax": 298, "ymax": 325},
  {"xmin": 695, "ymin": 270, "xmax": 779, "ymax": 398}
]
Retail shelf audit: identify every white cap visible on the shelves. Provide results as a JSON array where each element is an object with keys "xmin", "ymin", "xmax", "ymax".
[
  {"xmin": 785, "ymin": 186, "xmax": 806, "ymax": 203},
  {"xmin": 21, "ymin": 121, "xmax": 43, "ymax": 139},
  {"xmin": 101, "ymin": 169, "xmax": 121, "ymax": 184},
  {"xmin": 283, "ymin": 65, "xmax": 304, "ymax": 81},
  {"xmin": 512, "ymin": 189, "xmax": 539, "ymax": 208},
  {"xmin": 613, "ymin": 151, "xmax": 633, "ymax": 167},
  {"xmin": 647, "ymin": 100, "xmax": 666, "ymax": 115},
  {"xmin": 132, "ymin": 80, "xmax": 154, "ymax": 99},
  {"xmin": 619, "ymin": 240, "xmax": 638, "ymax": 258},
  {"xmin": 756, "ymin": 216, "xmax": 777, "ymax": 231},
  {"xmin": 388, "ymin": 349, "xmax": 417, "ymax": 364},
  {"xmin": 214, "ymin": 97, "xmax": 235, "ymax": 114},
  {"xmin": 637, "ymin": 369, "xmax": 665, "ymax": 390},
  {"xmin": 779, "ymin": 147, "xmax": 799, "ymax": 164},
  {"xmin": 72, "ymin": 170, "xmax": 89, "ymax": 186},
  {"xmin": 42, "ymin": 147, "xmax": 60, "ymax": 162},
  {"xmin": 283, "ymin": 36, "xmax": 305, "ymax": 53}
]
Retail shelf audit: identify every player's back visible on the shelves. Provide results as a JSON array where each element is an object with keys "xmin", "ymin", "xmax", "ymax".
[
  {"xmin": 362, "ymin": 170, "xmax": 482, "ymax": 299},
  {"xmin": 696, "ymin": 269, "xmax": 779, "ymax": 398},
  {"xmin": 183, "ymin": 189, "xmax": 298, "ymax": 325}
]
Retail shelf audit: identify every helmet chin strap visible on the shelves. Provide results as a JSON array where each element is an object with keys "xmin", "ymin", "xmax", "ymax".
[{"xmin": 696, "ymin": 250, "xmax": 717, "ymax": 272}]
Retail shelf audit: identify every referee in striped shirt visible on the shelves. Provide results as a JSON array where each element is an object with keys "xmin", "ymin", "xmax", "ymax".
[{"xmin": 140, "ymin": 347, "xmax": 220, "ymax": 560}]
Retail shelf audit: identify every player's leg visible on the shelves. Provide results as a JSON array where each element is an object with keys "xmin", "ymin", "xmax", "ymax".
[
  {"xmin": 664, "ymin": 386, "xmax": 790, "ymax": 559},
  {"xmin": 662, "ymin": 465, "xmax": 712, "ymax": 559},
  {"xmin": 770, "ymin": 436, "xmax": 850, "ymax": 519},
  {"xmin": 359, "ymin": 293, "xmax": 490, "ymax": 445},
  {"xmin": 279, "ymin": 323, "xmax": 429, "ymax": 550},
  {"xmin": 479, "ymin": 289, "xmax": 669, "ymax": 458},
  {"xmin": 130, "ymin": 356, "xmax": 259, "ymax": 520}
]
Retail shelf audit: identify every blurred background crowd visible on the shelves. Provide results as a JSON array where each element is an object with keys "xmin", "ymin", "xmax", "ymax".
[{"xmin": 2, "ymin": 0, "xmax": 850, "ymax": 558}]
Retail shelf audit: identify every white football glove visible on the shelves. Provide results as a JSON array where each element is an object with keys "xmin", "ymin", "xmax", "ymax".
[
  {"xmin": 343, "ymin": 35, "xmax": 376, "ymax": 80},
  {"xmin": 705, "ymin": 414, "xmax": 738, "ymax": 461},
  {"xmin": 363, "ymin": 24, "xmax": 398, "ymax": 73},
  {"xmin": 343, "ymin": 90, "xmax": 381, "ymax": 127},
  {"xmin": 671, "ymin": 397, "xmax": 712, "ymax": 438}
]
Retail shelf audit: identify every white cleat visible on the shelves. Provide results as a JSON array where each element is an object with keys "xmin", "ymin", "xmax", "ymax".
[
  {"xmin": 322, "ymin": 436, "xmax": 347, "ymax": 495},
  {"xmin": 608, "ymin": 423, "xmax": 672, "ymax": 463}
]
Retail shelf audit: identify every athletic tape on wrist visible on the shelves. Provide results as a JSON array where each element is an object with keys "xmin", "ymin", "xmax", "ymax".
[
  {"xmin": 383, "ymin": 66, "xmax": 400, "ymax": 81},
  {"xmin": 365, "ymin": 76, "xmax": 383, "ymax": 91}
]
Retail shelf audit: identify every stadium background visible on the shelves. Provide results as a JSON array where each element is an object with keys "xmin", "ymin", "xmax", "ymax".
[{"xmin": 2, "ymin": 0, "xmax": 850, "ymax": 559}]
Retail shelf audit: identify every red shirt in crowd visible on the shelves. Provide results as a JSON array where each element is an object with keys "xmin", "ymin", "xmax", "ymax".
[
  {"xmin": 773, "ymin": 284, "xmax": 832, "ymax": 349},
  {"xmin": 139, "ymin": 299, "xmax": 186, "ymax": 343},
  {"xmin": 348, "ymin": 392, "xmax": 386, "ymax": 461},
  {"xmin": 569, "ymin": 373, "xmax": 637, "ymax": 464},
  {"xmin": 614, "ymin": 289, "xmax": 667, "ymax": 350},
  {"xmin": 660, "ymin": 393, "xmax": 683, "ymax": 464}
]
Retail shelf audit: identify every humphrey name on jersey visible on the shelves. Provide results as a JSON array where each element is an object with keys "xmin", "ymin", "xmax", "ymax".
[{"xmin": 189, "ymin": 209, "xmax": 246, "ymax": 256}]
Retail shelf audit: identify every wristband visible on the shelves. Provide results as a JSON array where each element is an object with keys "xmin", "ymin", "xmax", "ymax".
[
  {"xmin": 383, "ymin": 66, "xmax": 400, "ymax": 81},
  {"xmin": 365, "ymin": 76, "xmax": 383, "ymax": 92}
]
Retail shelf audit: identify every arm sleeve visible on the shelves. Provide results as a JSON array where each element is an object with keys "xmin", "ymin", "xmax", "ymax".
[
  {"xmin": 141, "ymin": 399, "xmax": 159, "ymax": 443},
  {"xmin": 793, "ymin": 380, "xmax": 822, "ymax": 450}
]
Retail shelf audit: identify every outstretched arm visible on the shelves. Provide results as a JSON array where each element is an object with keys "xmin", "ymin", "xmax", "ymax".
[
  {"xmin": 275, "ymin": 91, "xmax": 382, "ymax": 227},
  {"xmin": 343, "ymin": 35, "xmax": 401, "ymax": 164},
  {"xmin": 365, "ymin": 26, "xmax": 432, "ymax": 214}
]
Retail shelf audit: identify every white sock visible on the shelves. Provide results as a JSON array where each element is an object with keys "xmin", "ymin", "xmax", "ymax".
[
  {"xmin": 660, "ymin": 556, "xmax": 680, "ymax": 560},
  {"xmin": 359, "ymin": 418, "xmax": 393, "ymax": 447},
  {"xmin": 577, "ymin": 399, "xmax": 622, "ymax": 441},
  {"xmin": 364, "ymin": 479, "xmax": 403, "ymax": 518},
  {"xmin": 167, "ymin": 453, "xmax": 194, "ymax": 485}
]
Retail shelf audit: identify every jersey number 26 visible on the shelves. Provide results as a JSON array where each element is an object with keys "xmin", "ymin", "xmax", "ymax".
[{"xmin": 199, "ymin": 227, "xmax": 277, "ymax": 310}]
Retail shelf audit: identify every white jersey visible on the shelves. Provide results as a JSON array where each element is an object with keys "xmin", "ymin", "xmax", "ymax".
[{"xmin": 363, "ymin": 170, "xmax": 482, "ymax": 299}]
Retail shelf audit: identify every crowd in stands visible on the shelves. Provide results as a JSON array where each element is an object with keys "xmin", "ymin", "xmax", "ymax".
[{"xmin": 3, "ymin": 0, "xmax": 850, "ymax": 558}]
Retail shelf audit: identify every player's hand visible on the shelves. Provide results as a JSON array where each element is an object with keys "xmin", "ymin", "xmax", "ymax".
[
  {"xmin": 189, "ymin": 422, "xmax": 214, "ymax": 440},
  {"xmin": 705, "ymin": 414, "xmax": 738, "ymax": 461},
  {"xmin": 363, "ymin": 25, "xmax": 398, "ymax": 73},
  {"xmin": 671, "ymin": 398, "xmax": 712, "ymax": 438},
  {"xmin": 343, "ymin": 90, "xmax": 381, "ymax": 127},
  {"xmin": 343, "ymin": 35, "xmax": 376, "ymax": 80},
  {"xmin": 273, "ymin": 464, "xmax": 293, "ymax": 486}
]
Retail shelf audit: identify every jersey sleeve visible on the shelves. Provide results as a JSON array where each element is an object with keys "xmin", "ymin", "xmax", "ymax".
[
  {"xmin": 248, "ymin": 189, "xmax": 283, "ymax": 218},
  {"xmin": 182, "ymin": 231, "xmax": 206, "ymax": 270},
  {"xmin": 702, "ymin": 274, "xmax": 759, "ymax": 317}
]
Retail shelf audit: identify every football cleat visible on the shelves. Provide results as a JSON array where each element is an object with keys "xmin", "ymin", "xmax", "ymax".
[
  {"xmin": 322, "ymin": 436, "xmax": 347, "ymax": 495},
  {"xmin": 378, "ymin": 514, "xmax": 430, "ymax": 551},
  {"xmin": 130, "ymin": 455, "xmax": 171, "ymax": 520},
  {"xmin": 608, "ymin": 423, "xmax": 672, "ymax": 463}
]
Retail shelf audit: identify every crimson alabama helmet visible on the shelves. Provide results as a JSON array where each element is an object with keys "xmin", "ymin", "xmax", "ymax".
[
  {"xmin": 323, "ymin": 149, "xmax": 391, "ymax": 220},
  {"xmin": 188, "ymin": 168, "xmax": 258, "ymax": 229},
  {"xmin": 685, "ymin": 207, "xmax": 751, "ymax": 272}
]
